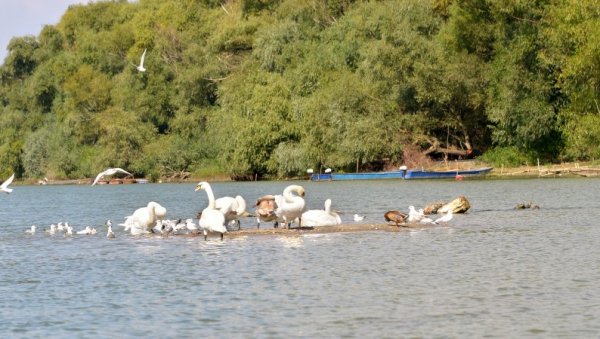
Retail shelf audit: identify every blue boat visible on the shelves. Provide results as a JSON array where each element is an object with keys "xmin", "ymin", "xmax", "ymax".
[{"xmin": 310, "ymin": 167, "xmax": 492, "ymax": 181}]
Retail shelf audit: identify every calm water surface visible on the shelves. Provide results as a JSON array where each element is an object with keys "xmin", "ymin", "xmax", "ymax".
[{"xmin": 1, "ymin": 178, "xmax": 600, "ymax": 338}]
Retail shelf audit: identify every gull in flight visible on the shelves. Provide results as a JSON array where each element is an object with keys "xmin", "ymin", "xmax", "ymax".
[
  {"xmin": 1, "ymin": 173, "xmax": 15, "ymax": 193},
  {"xmin": 135, "ymin": 48, "xmax": 147, "ymax": 72},
  {"xmin": 92, "ymin": 168, "xmax": 133, "ymax": 186}
]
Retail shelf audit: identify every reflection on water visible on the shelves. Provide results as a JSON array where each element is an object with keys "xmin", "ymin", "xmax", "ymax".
[{"xmin": 1, "ymin": 178, "xmax": 600, "ymax": 337}]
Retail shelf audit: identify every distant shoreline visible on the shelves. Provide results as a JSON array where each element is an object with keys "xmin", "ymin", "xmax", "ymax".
[{"xmin": 14, "ymin": 161, "xmax": 600, "ymax": 186}]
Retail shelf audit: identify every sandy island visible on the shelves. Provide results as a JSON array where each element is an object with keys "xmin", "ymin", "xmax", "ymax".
[{"xmin": 221, "ymin": 222, "xmax": 431, "ymax": 238}]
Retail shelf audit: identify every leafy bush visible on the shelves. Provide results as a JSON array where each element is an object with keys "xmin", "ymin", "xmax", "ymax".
[
  {"xmin": 479, "ymin": 146, "xmax": 535, "ymax": 167},
  {"xmin": 562, "ymin": 114, "xmax": 600, "ymax": 161}
]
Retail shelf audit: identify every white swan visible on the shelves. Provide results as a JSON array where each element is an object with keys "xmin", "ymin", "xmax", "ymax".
[
  {"xmin": 121, "ymin": 201, "xmax": 166, "ymax": 234},
  {"xmin": 91, "ymin": 168, "xmax": 133, "ymax": 186},
  {"xmin": 1, "ymin": 173, "xmax": 14, "ymax": 193},
  {"xmin": 301, "ymin": 199, "xmax": 341, "ymax": 227},
  {"xmin": 25, "ymin": 225, "xmax": 36, "ymax": 235},
  {"xmin": 215, "ymin": 195, "xmax": 248, "ymax": 230},
  {"xmin": 195, "ymin": 182, "xmax": 227, "ymax": 240},
  {"xmin": 185, "ymin": 218, "xmax": 198, "ymax": 234},
  {"xmin": 274, "ymin": 185, "xmax": 306, "ymax": 228}
]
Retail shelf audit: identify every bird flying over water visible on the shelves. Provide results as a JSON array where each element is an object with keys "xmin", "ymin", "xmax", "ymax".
[
  {"xmin": 1, "ymin": 173, "xmax": 15, "ymax": 193},
  {"xmin": 91, "ymin": 168, "xmax": 133, "ymax": 186}
]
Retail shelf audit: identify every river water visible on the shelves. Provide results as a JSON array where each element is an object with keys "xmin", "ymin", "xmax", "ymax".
[{"xmin": 1, "ymin": 178, "xmax": 599, "ymax": 338}]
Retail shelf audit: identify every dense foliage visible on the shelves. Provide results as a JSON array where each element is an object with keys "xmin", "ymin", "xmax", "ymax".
[{"xmin": 0, "ymin": 0, "xmax": 598, "ymax": 180}]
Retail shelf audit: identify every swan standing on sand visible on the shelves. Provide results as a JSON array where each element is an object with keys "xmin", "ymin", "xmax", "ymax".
[
  {"xmin": 91, "ymin": 168, "xmax": 133, "ymax": 186},
  {"xmin": 120, "ymin": 201, "xmax": 167, "ymax": 235},
  {"xmin": 274, "ymin": 185, "xmax": 306, "ymax": 229},
  {"xmin": 1, "ymin": 173, "xmax": 15, "ymax": 193},
  {"xmin": 195, "ymin": 182, "xmax": 227, "ymax": 240},
  {"xmin": 215, "ymin": 195, "xmax": 248, "ymax": 230},
  {"xmin": 301, "ymin": 199, "xmax": 341, "ymax": 227},
  {"xmin": 254, "ymin": 195, "xmax": 279, "ymax": 229}
]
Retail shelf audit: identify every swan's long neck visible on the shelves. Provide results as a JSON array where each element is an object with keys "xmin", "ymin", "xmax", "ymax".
[
  {"xmin": 235, "ymin": 196, "xmax": 246, "ymax": 214},
  {"xmin": 324, "ymin": 199, "xmax": 332, "ymax": 214},
  {"xmin": 283, "ymin": 185, "xmax": 302, "ymax": 203},
  {"xmin": 204, "ymin": 184, "xmax": 216, "ymax": 209},
  {"xmin": 148, "ymin": 202, "xmax": 157, "ymax": 218}
]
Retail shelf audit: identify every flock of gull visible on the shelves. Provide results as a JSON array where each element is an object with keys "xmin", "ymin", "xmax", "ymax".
[{"xmin": 5, "ymin": 168, "xmax": 453, "ymax": 241}]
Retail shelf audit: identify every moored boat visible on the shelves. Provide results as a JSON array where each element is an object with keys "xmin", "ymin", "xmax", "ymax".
[{"xmin": 310, "ymin": 167, "xmax": 492, "ymax": 181}]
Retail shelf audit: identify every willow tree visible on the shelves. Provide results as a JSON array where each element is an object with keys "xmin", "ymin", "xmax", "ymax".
[{"xmin": 542, "ymin": 0, "xmax": 600, "ymax": 160}]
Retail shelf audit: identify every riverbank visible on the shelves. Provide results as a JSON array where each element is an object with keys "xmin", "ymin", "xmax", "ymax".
[
  {"xmin": 489, "ymin": 162, "xmax": 600, "ymax": 178},
  {"xmin": 14, "ymin": 161, "xmax": 600, "ymax": 186}
]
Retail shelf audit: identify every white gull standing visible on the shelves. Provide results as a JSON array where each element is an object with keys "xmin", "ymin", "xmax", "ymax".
[{"xmin": 434, "ymin": 210, "xmax": 453, "ymax": 224}]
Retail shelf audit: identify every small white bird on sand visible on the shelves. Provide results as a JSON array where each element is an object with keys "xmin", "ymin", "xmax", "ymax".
[
  {"xmin": 45, "ymin": 224, "xmax": 57, "ymax": 235},
  {"xmin": 25, "ymin": 225, "xmax": 36, "ymax": 235},
  {"xmin": 76, "ymin": 226, "xmax": 93, "ymax": 235},
  {"xmin": 408, "ymin": 206, "xmax": 424, "ymax": 223},
  {"xmin": 434, "ymin": 210, "xmax": 453, "ymax": 224},
  {"xmin": 135, "ymin": 48, "xmax": 147, "ymax": 72},
  {"xmin": 91, "ymin": 168, "xmax": 133, "ymax": 186},
  {"xmin": 106, "ymin": 221, "xmax": 115, "ymax": 239},
  {"xmin": 185, "ymin": 219, "xmax": 198, "ymax": 234},
  {"xmin": 1, "ymin": 173, "xmax": 15, "ymax": 194},
  {"xmin": 353, "ymin": 214, "xmax": 365, "ymax": 222}
]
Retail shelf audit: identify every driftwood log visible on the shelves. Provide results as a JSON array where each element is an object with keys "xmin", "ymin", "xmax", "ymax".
[
  {"xmin": 515, "ymin": 202, "xmax": 540, "ymax": 209},
  {"xmin": 424, "ymin": 196, "xmax": 471, "ymax": 214},
  {"xmin": 423, "ymin": 202, "xmax": 445, "ymax": 215}
]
